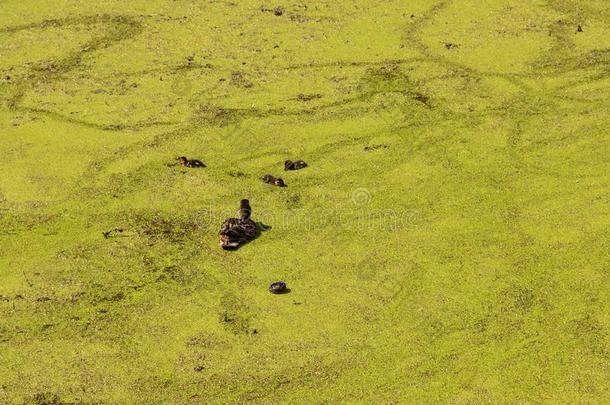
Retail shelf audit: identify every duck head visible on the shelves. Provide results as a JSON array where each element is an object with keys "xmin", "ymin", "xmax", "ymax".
[
  {"xmin": 176, "ymin": 156, "xmax": 188, "ymax": 166},
  {"xmin": 220, "ymin": 234, "xmax": 240, "ymax": 250},
  {"xmin": 239, "ymin": 199, "xmax": 252, "ymax": 220}
]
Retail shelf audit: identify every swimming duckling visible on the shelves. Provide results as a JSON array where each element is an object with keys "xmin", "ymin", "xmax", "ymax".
[
  {"xmin": 284, "ymin": 159, "xmax": 308, "ymax": 171},
  {"xmin": 176, "ymin": 156, "xmax": 206, "ymax": 168},
  {"xmin": 262, "ymin": 174, "xmax": 286, "ymax": 187},
  {"xmin": 269, "ymin": 281, "xmax": 288, "ymax": 294},
  {"xmin": 219, "ymin": 200, "xmax": 259, "ymax": 250}
]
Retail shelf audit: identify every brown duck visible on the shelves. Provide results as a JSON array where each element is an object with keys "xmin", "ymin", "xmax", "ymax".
[
  {"xmin": 219, "ymin": 199, "xmax": 259, "ymax": 250},
  {"xmin": 262, "ymin": 174, "xmax": 286, "ymax": 187},
  {"xmin": 176, "ymin": 156, "xmax": 206, "ymax": 168},
  {"xmin": 284, "ymin": 159, "xmax": 307, "ymax": 171}
]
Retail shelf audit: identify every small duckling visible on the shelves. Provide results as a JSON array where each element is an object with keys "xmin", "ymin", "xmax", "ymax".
[
  {"xmin": 176, "ymin": 156, "xmax": 206, "ymax": 168},
  {"xmin": 269, "ymin": 281, "xmax": 288, "ymax": 294},
  {"xmin": 262, "ymin": 174, "xmax": 286, "ymax": 187},
  {"xmin": 219, "ymin": 200, "xmax": 259, "ymax": 250},
  {"xmin": 284, "ymin": 159, "xmax": 308, "ymax": 171}
]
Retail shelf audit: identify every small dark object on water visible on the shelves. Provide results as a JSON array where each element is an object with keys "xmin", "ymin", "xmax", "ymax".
[
  {"xmin": 414, "ymin": 92, "xmax": 430, "ymax": 106},
  {"xmin": 364, "ymin": 144, "xmax": 389, "ymax": 152},
  {"xmin": 284, "ymin": 160, "xmax": 308, "ymax": 171},
  {"xmin": 296, "ymin": 93, "xmax": 322, "ymax": 102},
  {"xmin": 576, "ymin": 25, "xmax": 583, "ymax": 32},
  {"xmin": 444, "ymin": 42, "xmax": 459, "ymax": 50},
  {"xmin": 103, "ymin": 228, "xmax": 124, "ymax": 239},
  {"xmin": 262, "ymin": 174, "xmax": 286, "ymax": 187},
  {"xmin": 274, "ymin": 7, "xmax": 284, "ymax": 16},
  {"xmin": 269, "ymin": 281, "xmax": 287, "ymax": 294},
  {"xmin": 176, "ymin": 156, "xmax": 206, "ymax": 168},
  {"xmin": 228, "ymin": 171, "xmax": 247, "ymax": 178},
  {"xmin": 219, "ymin": 200, "xmax": 259, "ymax": 250}
]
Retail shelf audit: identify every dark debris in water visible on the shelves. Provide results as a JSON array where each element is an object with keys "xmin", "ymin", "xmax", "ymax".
[
  {"xmin": 128, "ymin": 211, "xmax": 204, "ymax": 242},
  {"xmin": 364, "ymin": 144, "xmax": 389, "ymax": 152},
  {"xmin": 228, "ymin": 171, "xmax": 248, "ymax": 178},
  {"xmin": 295, "ymin": 93, "xmax": 322, "ymax": 102},
  {"xmin": 230, "ymin": 71, "xmax": 253, "ymax": 88},
  {"xmin": 219, "ymin": 308, "xmax": 251, "ymax": 335},
  {"xmin": 103, "ymin": 228, "xmax": 124, "ymax": 239},
  {"xmin": 31, "ymin": 392, "xmax": 62, "ymax": 405},
  {"xmin": 286, "ymin": 194, "xmax": 301, "ymax": 209},
  {"xmin": 414, "ymin": 92, "xmax": 430, "ymax": 106}
]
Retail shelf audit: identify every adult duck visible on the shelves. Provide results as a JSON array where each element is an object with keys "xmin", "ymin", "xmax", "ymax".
[{"xmin": 219, "ymin": 199, "xmax": 259, "ymax": 250}]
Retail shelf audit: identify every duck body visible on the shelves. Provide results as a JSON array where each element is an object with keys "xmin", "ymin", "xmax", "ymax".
[
  {"xmin": 177, "ymin": 156, "xmax": 206, "ymax": 168},
  {"xmin": 219, "ymin": 218, "xmax": 258, "ymax": 250},
  {"xmin": 219, "ymin": 199, "xmax": 259, "ymax": 250},
  {"xmin": 262, "ymin": 174, "xmax": 286, "ymax": 187},
  {"xmin": 284, "ymin": 160, "xmax": 307, "ymax": 171}
]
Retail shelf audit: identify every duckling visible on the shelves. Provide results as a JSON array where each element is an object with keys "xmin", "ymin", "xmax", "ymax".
[
  {"xmin": 262, "ymin": 174, "xmax": 286, "ymax": 187},
  {"xmin": 269, "ymin": 281, "xmax": 288, "ymax": 294},
  {"xmin": 176, "ymin": 156, "xmax": 206, "ymax": 168},
  {"xmin": 219, "ymin": 200, "xmax": 259, "ymax": 250},
  {"xmin": 284, "ymin": 159, "xmax": 308, "ymax": 171}
]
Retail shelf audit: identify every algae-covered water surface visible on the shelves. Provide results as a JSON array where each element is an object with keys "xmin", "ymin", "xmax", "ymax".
[{"xmin": 0, "ymin": 0, "xmax": 608, "ymax": 403}]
